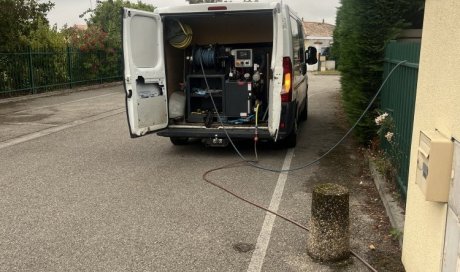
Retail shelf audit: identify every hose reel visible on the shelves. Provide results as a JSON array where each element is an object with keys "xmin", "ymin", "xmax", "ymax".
[{"xmin": 193, "ymin": 47, "xmax": 217, "ymax": 68}]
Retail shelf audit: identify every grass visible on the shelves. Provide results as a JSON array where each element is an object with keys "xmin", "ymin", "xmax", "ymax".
[{"xmin": 389, "ymin": 227, "xmax": 403, "ymax": 241}]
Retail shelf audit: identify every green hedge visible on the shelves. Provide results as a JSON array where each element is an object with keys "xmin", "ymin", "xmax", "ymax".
[{"xmin": 333, "ymin": 0, "xmax": 424, "ymax": 143}]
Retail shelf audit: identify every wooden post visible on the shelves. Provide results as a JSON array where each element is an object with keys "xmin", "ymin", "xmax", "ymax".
[{"xmin": 307, "ymin": 183, "xmax": 350, "ymax": 262}]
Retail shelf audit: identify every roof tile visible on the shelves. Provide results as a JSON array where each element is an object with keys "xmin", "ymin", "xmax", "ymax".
[{"xmin": 303, "ymin": 21, "xmax": 335, "ymax": 37}]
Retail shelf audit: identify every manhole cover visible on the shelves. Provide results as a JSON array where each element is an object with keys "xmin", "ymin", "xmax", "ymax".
[{"xmin": 233, "ymin": 242, "xmax": 255, "ymax": 253}]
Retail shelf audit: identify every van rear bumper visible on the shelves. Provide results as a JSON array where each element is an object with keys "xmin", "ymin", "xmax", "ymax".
[
  {"xmin": 157, "ymin": 101, "xmax": 297, "ymax": 140},
  {"xmin": 157, "ymin": 126, "xmax": 272, "ymax": 140}
]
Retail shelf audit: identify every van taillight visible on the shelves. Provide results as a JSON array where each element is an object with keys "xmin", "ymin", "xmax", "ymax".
[{"xmin": 281, "ymin": 57, "xmax": 292, "ymax": 102}]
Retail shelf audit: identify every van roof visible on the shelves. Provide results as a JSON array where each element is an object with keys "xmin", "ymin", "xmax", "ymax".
[{"xmin": 155, "ymin": 1, "xmax": 280, "ymax": 15}]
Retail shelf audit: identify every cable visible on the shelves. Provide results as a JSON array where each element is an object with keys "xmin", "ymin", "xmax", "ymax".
[
  {"xmin": 194, "ymin": 47, "xmax": 216, "ymax": 68},
  {"xmin": 199, "ymin": 55, "xmax": 406, "ymax": 271},
  {"xmin": 201, "ymin": 54, "xmax": 407, "ymax": 173},
  {"xmin": 203, "ymin": 162, "xmax": 378, "ymax": 272},
  {"xmin": 199, "ymin": 54, "xmax": 260, "ymax": 162},
  {"xmin": 169, "ymin": 20, "xmax": 192, "ymax": 49},
  {"xmin": 254, "ymin": 103, "xmax": 260, "ymax": 161},
  {"xmin": 203, "ymin": 162, "xmax": 309, "ymax": 232}
]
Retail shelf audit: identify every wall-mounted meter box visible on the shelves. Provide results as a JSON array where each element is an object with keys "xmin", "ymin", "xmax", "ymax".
[{"xmin": 416, "ymin": 130, "xmax": 454, "ymax": 202}]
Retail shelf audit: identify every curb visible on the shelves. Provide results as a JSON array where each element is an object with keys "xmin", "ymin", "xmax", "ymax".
[
  {"xmin": 366, "ymin": 153, "xmax": 406, "ymax": 247},
  {"xmin": 0, "ymin": 81, "xmax": 123, "ymax": 104}
]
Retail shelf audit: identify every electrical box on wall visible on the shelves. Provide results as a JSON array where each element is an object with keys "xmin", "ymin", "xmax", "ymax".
[{"xmin": 416, "ymin": 130, "xmax": 454, "ymax": 202}]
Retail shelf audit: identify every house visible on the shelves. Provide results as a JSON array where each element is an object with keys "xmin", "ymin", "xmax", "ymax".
[
  {"xmin": 402, "ymin": 1, "xmax": 460, "ymax": 271},
  {"xmin": 73, "ymin": 24, "xmax": 88, "ymax": 31},
  {"xmin": 302, "ymin": 20, "xmax": 335, "ymax": 71}
]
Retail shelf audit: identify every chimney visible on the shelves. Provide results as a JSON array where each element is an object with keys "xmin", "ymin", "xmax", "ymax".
[{"xmin": 322, "ymin": 19, "xmax": 324, "ymax": 24}]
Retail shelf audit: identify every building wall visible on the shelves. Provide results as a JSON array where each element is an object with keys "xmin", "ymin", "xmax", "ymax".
[
  {"xmin": 402, "ymin": 1, "xmax": 460, "ymax": 271},
  {"xmin": 304, "ymin": 38, "xmax": 333, "ymax": 71}
]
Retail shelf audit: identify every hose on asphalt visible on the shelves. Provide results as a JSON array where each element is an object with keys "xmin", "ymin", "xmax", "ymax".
[
  {"xmin": 199, "ymin": 55, "xmax": 407, "ymax": 272},
  {"xmin": 203, "ymin": 163, "xmax": 378, "ymax": 272},
  {"xmin": 200, "ymin": 59, "xmax": 407, "ymax": 173}
]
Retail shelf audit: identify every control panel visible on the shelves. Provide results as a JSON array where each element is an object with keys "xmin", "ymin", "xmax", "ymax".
[{"xmin": 231, "ymin": 49, "xmax": 253, "ymax": 68}]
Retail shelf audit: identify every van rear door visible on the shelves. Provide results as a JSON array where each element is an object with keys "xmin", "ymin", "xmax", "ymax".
[
  {"xmin": 123, "ymin": 8, "xmax": 168, "ymax": 137},
  {"xmin": 268, "ymin": 5, "xmax": 284, "ymax": 139}
]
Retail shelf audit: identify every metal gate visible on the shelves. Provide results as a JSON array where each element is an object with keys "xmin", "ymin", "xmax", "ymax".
[{"xmin": 380, "ymin": 41, "xmax": 421, "ymax": 197}]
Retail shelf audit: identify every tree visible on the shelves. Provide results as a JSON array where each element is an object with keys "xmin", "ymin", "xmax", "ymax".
[
  {"xmin": 0, "ymin": 0, "xmax": 54, "ymax": 51},
  {"xmin": 81, "ymin": 0, "xmax": 154, "ymax": 49},
  {"xmin": 29, "ymin": 20, "xmax": 66, "ymax": 49},
  {"xmin": 62, "ymin": 25, "xmax": 108, "ymax": 51},
  {"xmin": 333, "ymin": 0, "xmax": 424, "ymax": 143}
]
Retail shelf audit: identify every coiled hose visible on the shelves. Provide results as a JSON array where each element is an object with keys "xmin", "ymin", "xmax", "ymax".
[
  {"xmin": 169, "ymin": 20, "xmax": 192, "ymax": 49},
  {"xmin": 193, "ymin": 47, "xmax": 216, "ymax": 68}
]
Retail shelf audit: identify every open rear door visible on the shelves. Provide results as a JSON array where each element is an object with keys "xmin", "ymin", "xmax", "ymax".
[
  {"xmin": 123, "ymin": 8, "xmax": 168, "ymax": 137},
  {"xmin": 268, "ymin": 4, "xmax": 284, "ymax": 140}
]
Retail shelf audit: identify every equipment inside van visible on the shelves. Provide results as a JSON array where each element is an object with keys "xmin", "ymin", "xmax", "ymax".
[{"xmin": 122, "ymin": 1, "xmax": 317, "ymax": 147}]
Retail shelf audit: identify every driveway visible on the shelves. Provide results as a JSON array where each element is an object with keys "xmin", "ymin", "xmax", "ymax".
[{"xmin": 0, "ymin": 75, "xmax": 404, "ymax": 271}]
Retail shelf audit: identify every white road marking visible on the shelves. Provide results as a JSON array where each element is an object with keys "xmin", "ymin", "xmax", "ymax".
[
  {"xmin": 0, "ymin": 108, "xmax": 124, "ymax": 149},
  {"xmin": 247, "ymin": 148, "xmax": 295, "ymax": 272},
  {"xmin": 3, "ymin": 122, "xmax": 59, "ymax": 127},
  {"xmin": 2, "ymin": 92, "xmax": 119, "ymax": 115}
]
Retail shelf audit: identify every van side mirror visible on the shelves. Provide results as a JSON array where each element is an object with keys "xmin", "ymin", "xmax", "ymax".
[{"xmin": 306, "ymin": 46, "xmax": 318, "ymax": 65}]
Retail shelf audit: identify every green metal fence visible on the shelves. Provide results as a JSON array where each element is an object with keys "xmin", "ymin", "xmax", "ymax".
[
  {"xmin": 0, "ymin": 47, "xmax": 123, "ymax": 98},
  {"xmin": 380, "ymin": 41, "xmax": 421, "ymax": 198}
]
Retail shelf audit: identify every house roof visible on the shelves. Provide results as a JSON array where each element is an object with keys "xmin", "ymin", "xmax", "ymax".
[
  {"xmin": 73, "ymin": 24, "xmax": 88, "ymax": 31},
  {"xmin": 303, "ymin": 21, "xmax": 335, "ymax": 38}
]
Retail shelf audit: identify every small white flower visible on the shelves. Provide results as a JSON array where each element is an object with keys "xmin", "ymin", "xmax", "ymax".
[
  {"xmin": 375, "ymin": 112, "xmax": 389, "ymax": 125},
  {"xmin": 385, "ymin": 131, "xmax": 394, "ymax": 142}
]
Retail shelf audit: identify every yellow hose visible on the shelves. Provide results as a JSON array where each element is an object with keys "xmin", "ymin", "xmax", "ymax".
[
  {"xmin": 255, "ymin": 103, "xmax": 260, "ymax": 127},
  {"xmin": 169, "ymin": 20, "xmax": 193, "ymax": 49}
]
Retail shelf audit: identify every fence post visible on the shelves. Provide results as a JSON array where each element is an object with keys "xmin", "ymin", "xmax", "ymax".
[
  {"xmin": 28, "ymin": 47, "xmax": 36, "ymax": 94},
  {"xmin": 66, "ymin": 46, "xmax": 73, "ymax": 89},
  {"xmin": 98, "ymin": 50, "xmax": 103, "ymax": 84}
]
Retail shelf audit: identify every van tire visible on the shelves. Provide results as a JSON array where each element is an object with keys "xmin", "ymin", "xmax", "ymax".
[
  {"xmin": 283, "ymin": 116, "xmax": 298, "ymax": 148},
  {"xmin": 170, "ymin": 137, "xmax": 189, "ymax": 145},
  {"xmin": 283, "ymin": 131, "xmax": 297, "ymax": 148},
  {"xmin": 299, "ymin": 96, "xmax": 308, "ymax": 121}
]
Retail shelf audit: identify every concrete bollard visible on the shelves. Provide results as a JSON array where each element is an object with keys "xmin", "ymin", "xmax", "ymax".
[{"xmin": 307, "ymin": 183, "xmax": 350, "ymax": 262}]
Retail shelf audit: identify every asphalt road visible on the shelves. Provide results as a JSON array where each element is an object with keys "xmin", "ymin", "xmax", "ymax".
[{"xmin": 0, "ymin": 75, "xmax": 376, "ymax": 271}]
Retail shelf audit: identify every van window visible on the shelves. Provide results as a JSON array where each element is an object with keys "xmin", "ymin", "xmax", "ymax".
[
  {"xmin": 130, "ymin": 15, "xmax": 159, "ymax": 68},
  {"xmin": 297, "ymin": 20, "xmax": 305, "ymax": 63},
  {"xmin": 290, "ymin": 17, "xmax": 303, "ymax": 76}
]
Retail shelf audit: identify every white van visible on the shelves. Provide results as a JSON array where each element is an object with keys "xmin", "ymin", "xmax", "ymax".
[{"xmin": 122, "ymin": 1, "xmax": 317, "ymax": 147}]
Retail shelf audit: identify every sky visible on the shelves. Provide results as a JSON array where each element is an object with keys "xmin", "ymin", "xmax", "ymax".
[{"xmin": 47, "ymin": 0, "xmax": 341, "ymax": 29}]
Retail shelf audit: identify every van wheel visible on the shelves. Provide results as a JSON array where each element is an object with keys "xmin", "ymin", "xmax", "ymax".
[
  {"xmin": 299, "ymin": 96, "xmax": 308, "ymax": 121},
  {"xmin": 283, "ymin": 118, "xmax": 298, "ymax": 148},
  {"xmin": 283, "ymin": 131, "xmax": 297, "ymax": 148},
  {"xmin": 170, "ymin": 137, "xmax": 189, "ymax": 145}
]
